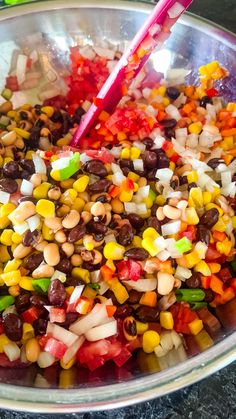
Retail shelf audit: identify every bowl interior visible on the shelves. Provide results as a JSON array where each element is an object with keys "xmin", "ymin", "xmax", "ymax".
[{"xmin": 0, "ymin": 0, "xmax": 235, "ymax": 409}]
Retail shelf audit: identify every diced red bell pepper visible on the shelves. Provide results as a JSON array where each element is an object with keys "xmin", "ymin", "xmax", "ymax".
[
  {"xmin": 44, "ymin": 337, "xmax": 67, "ymax": 360},
  {"xmin": 22, "ymin": 307, "xmax": 40, "ymax": 323},
  {"xmin": 85, "ymin": 149, "xmax": 114, "ymax": 163},
  {"xmin": 5, "ymin": 76, "xmax": 19, "ymax": 92},
  {"xmin": 218, "ymin": 267, "xmax": 232, "ymax": 283},
  {"xmin": 49, "ymin": 307, "xmax": 66, "ymax": 323},
  {"xmin": 206, "ymin": 87, "xmax": 218, "ymax": 97},
  {"xmin": 201, "ymin": 276, "xmax": 211, "ymax": 289}
]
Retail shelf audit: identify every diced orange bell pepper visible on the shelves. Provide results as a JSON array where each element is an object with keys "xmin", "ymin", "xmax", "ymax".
[
  {"xmin": 201, "ymin": 276, "xmax": 211, "ymax": 289},
  {"xmin": 230, "ymin": 278, "xmax": 236, "ymax": 292},
  {"xmin": 139, "ymin": 291, "xmax": 157, "ymax": 308},
  {"xmin": 76, "ymin": 297, "xmax": 91, "ymax": 315},
  {"xmin": 109, "ymin": 185, "xmax": 120, "ymax": 198},
  {"xmin": 100, "ymin": 265, "xmax": 114, "ymax": 281},
  {"xmin": 106, "ymin": 305, "xmax": 117, "ymax": 317},
  {"xmin": 212, "ymin": 231, "xmax": 227, "ymax": 242},
  {"xmin": 208, "ymin": 263, "xmax": 221, "ymax": 274},
  {"xmin": 210, "ymin": 274, "xmax": 224, "ymax": 295},
  {"xmin": 210, "ymin": 287, "xmax": 235, "ymax": 307}
]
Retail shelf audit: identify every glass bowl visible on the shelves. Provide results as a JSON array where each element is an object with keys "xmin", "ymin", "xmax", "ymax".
[{"xmin": 0, "ymin": 0, "xmax": 235, "ymax": 412}]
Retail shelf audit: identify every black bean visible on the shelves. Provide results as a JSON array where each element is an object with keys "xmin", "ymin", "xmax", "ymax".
[
  {"xmin": 85, "ymin": 159, "xmax": 107, "ymax": 177},
  {"xmin": 165, "ymin": 128, "xmax": 175, "ymax": 139},
  {"xmin": 33, "ymin": 318, "xmax": 48, "ymax": 335},
  {"xmin": 124, "ymin": 247, "xmax": 149, "ymax": 261},
  {"xmin": 0, "ymin": 178, "xmax": 18, "ymax": 194},
  {"xmin": 48, "ymin": 279, "xmax": 66, "ymax": 307},
  {"xmin": 20, "ymin": 159, "xmax": 35, "ymax": 174},
  {"xmin": 58, "ymin": 312, "xmax": 79, "ymax": 329},
  {"xmin": 166, "ymin": 87, "xmax": 180, "ymax": 100},
  {"xmin": 68, "ymin": 225, "xmax": 86, "ymax": 243},
  {"xmin": 65, "ymin": 277, "xmax": 85, "ymax": 287},
  {"xmin": 30, "ymin": 295, "xmax": 49, "ymax": 308},
  {"xmin": 51, "ymin": 110, "xmax": 63, "ymax": 123},
  {"xmin": 197, "ymin": 224, "xmax": 210, "ymax": 246},
  {"xmin": 200, "ymin": 208, "xmax": 219, "ymax": 229},
  {"xmin": 15, "ymin": 293, "xmax": 31, "ymax": 314},
  {"xmin": 20, "ymin": 170, "xmax": 31, "ymax": 180},
  {"xmin": 128, "ymin": 290, "xmax": 142, "ymax": 304},
  {"xmin": 119, "ymin": 159, "xmax": 134, "ymax": 170},
  {"xmin": 126, "ymin": 213, "xmax": 145, "ymax": 230},
  {"xmin": 146, "ymin": 169, "xmax": 157, "ymax": 180},
  {"xmin": 157, "ymin": 152, "xmax": 170, "ymax": 169},
  {"xmin": 4, "ymin": 314, "xmax": 23, "ymax": 341},
  {"xmin": 87, "ymin": 221, "xmax": 108, "ymax": 235},
  {"xmin": 199, "ymin": 96, "xmax": 213, "ymax": 108},
  {"xmin": 188, "ymin": 182, "xmax": 198, "ymax": 191},
  {"xmin": 142, "ymin": 137, "xmax": 154, "ymax": 149},
  {"xmin": 162, "ymin": 118, "xmax": 177, "ymax": 128},
  {"xmin": 51, "ymin": 129, "xmax": 63, "ymax": 145},
  {"xmin": 151, "ymin": 204, "xmax": 158, "ymax": 216},
  {"xmin": 204, "ymin": 289, "xmax": 215, "ymax": 303},
  {"xmin": 24, "ymin": 252, "xmax": 44, "ymax": 271},
  {"xmin": 3, "ymin": 161, "xmax": 20, "ymax": 179},
  {"xmin": 88, "ymin": 179, "xmax": 112, "ymax": 194},
  {"xmin": 118, "ymin": 224, "xmax": 134, "ymax": 246},
  {"xmin": 207, "ymin": 158, "xmax": 224, "ymax": 169},
  {"xmin": 22, "ymin": 230, "xmax": 40, "ymax": 247},
  {"xmin": 29, "ymin": 127, "xmax": 40, "ymax": 148},
  {"xmin": 135, "ymin": 306, "xmax": 159, "ymax": 322},
  {"xmin": 115, "ymin": 304, "xmax": 134, "ymax": 319},
  {"xmin": 147, "ymin": 217, "xmax": 162, "ymax": 234},
  {"xmin": 144, "ymin": 151, "xmax": 158, "ymax": 169},
  {"xmin": 56, "ymin": 259, "xmax": 73, "ymax": 273},
  {"xmin": 82, "ymin": 261, "xmax": 102, "ymax": 271},
  {"xmin": 186, "ymin": 272, "xmax": 201, "ymax": 288}
]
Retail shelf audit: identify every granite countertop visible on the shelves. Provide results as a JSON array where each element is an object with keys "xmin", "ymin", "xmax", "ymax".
[{"xmin": 0, "ymin": 0, "xmax": 235, "ymax": 418}]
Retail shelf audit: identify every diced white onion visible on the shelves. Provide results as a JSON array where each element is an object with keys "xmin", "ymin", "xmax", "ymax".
[
  {"xmin": 47, "ymin": 323, "xmax": 78, "ymax": 347},
  {"xmin": 13, "ymin": 222, "xmax": 29, "ymax": 235},
  {"xmin": 175, "ymin": 266, "xmax": 192, "ymax": 280},
  {"xmin": 112, "ymin": 171, "xmax": 126, "ymax": 186},
  {"xmin": 136, "ymin": 203, "xmax": 147, "ymax": 214},
  {"xmin": 34, "ymin": 374, "xmax": 50, "ymax": 388},
  {"xmin": 160, "ymin": 331, "xmax": 174, "ymax": 352},
  {"xmin": 79, "ymin": 46, "xmax": 96, "ymax": 60},
  {"xmin": 111, "ymin": 162, "xmax": 122, "ymax": 173},
  {"xmin": 133, "ymin": 159, "xmax": 144, "ymax": 171},
  {"xmin": 221, "ymin": 171, "xmax": 232, "ymax": 186},
  {"xmin": 62, "ymin": 336, "xmax": 85, "ymax": 365},
  {"xmin": 137, "ymin": 185, "xmax": 150, "ymax": 198},
  {"xmin": 171, "ymin": 330, "xmax": 183, "ymax": 349},
  {"xmin": 123, "ymin": 278, "xmax": 157, "ymax": 292},
  {"xmin": 51, "ymin": 270, "xmax": 67, "ymax": 283},
  {"xmin": 85, "ymin": 320, "xmax": 117, "ymax": 342},
  {"xmin": 37, "ymin": 352, "xmax": 56, "ymax": 368},
  {"xmin": 142, "ymin": 88, "xmax": 151, "ymax": 100},
  {"xmin": 153, "ymin": 135, "xmax": 165, "ymax": 149},
  {"xmin": 32, "ymin": 154, "xmax": 47, "ymax": 174},
  {"xmin": 16, "ymin": 54, "xmax": 28, "ymax": 85},
  {"xmin": 69, "ymin": 301, "xmax": 111, "ymax": 335},
  {"xmin": 27, "ymin": 214, "xmax": 40, "ymax": 232},
  {"xmin": 165, "ymin": 104, "xmax": 181, "ymax": 121},
  {"xmin": 154, "ymin": 344, "xmax": 167, "ymax": 358},
  {"xmin": 124, "ymin": 202, "xmax": 137, "ymax": 213},
  {"xmin": 51, "ymin": 157, "xmax": 70, "ymax": 170},
  {"xmin": 0, "ymin": 191, "xmax": 10, "ymax": 204},
  {"xmin": 93, "ymin": 47, "xmax": 115, "ymax": 60},
  {"xmin": 161, "ymin": 220, "xmax": 181, "ymax": 236},
  {"xmin": 167, "ymin": 2, "xmax": 185, "ymax": 19},
  {"xmin": 133, "ymin": 141, "xmax": 146, "ymax": 151},
  {"xmin": 157, "ymin": 272, "xmax": 175, "ymax": 295},
  {"xmin": 68, "ymin": 285, "xmax": 84, "ymax": 306},
  {"xmin": 156, "ymin": 168, "xmax": 173, "ymax": 183},
  {"xmin": 110, "ymin": 147, "xmax": 122, "ymax": 158},
  {"xmin": 3, "ymin": 342, "xmax": 20, "ymax": 362}
]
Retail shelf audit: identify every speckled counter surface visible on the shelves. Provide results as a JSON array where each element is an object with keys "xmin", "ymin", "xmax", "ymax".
[{"xmin": 0, "ymin": 0, "xmax": 235, "ymax": 418}]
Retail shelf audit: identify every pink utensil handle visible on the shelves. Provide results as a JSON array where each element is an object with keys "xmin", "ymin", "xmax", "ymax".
[{"xmin": 71, "ymin": 0, "xmax": 193, "ymax": 147}]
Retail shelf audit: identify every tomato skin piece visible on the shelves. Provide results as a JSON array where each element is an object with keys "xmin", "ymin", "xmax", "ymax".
[{"xmin": 117, "ymin": 260, "xmax": 143, "ymax": 282}]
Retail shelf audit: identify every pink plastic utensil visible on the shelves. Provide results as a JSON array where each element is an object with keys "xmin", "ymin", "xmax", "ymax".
[{"xmin": 70, "ymin": 0, "xmax": 193, "ymax": 147}]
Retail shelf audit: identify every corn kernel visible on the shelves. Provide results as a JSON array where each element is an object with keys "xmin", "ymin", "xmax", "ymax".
[
  {"xmin": 19, "ymin": 276, "xmax": 34, "ymax": 291},
  {"xmin": 185, "ymin": 250, "xmax": 200, "ymax": 268},
  {"xmin": 188, "ymin": 122, "xmax": 202, "ymax": 135},
  {"xmin": 60, "ymin": 179, "xmax": 74, "ymax": 189},
  {"xmin": 130, "ymin": 147, "xmax": 141, "ymax": 160},
  {"xmin": 11, "ymin": 232, "xmax": 22, "ymax": 244},
  {"xmin": 188, "ymin": 319, "xmax": 203, "ymax": 335},
  {"xmin": 185, "ymin": 207, "xmax": 199, "ymax": 225},
  {"xmin": 0, "ymin": 270, "xmax": 21, "ymax": 286},
  {"xmin": 60, "ymin": 189, "xmax": 77, "ymax": 206},
  {"xmin": 103, "ymin": 242, "xmax": 125, "ymax": 260},
  {"xmin": 0, "ymin": 203, "xmax": 16, "ymax": 217},
  {"xmin": 71, "ymin": 197, "xmax": 85, "ymax": 212},
  {"xmin": 42, "ymin": 223, "xmax": 54, "ymax": 241},
  {"xmin": 22, "ymin": 323, "xmax": 35, "ymax": 342},
  {"xmin": 13, "ymin": 127, "xmax": 30, "ymax": 139},
  {"xmin": 160, "ymin": 312, "xmax": 174, "ymax": 330},
  {"xmin": 142, "ymin": 237, "xmax": 158, "ymax": 257},
  {"xmin": 119, "ymin": 190, "xmax": 133, "ymax": 202},
  {"xmin": 73, "ymin": 175, "xmax": 89, "ymax": 193},
  {"xmin": 33, "ymin": 182, "xmax": 51, "ymax": 200},
  {"xmin": 132, "ymin": 235, "xmax": 143, "ymax": 247},
  {"xmin": 36, "ymin": 199, "xmax": 55, "ymax": 218},
  {"xmin": 187, "ymin": 171, "xmax": 198, "ymax": 183},
  {"xmin": 0, "ymin": 229, "xmax": 13, "ymax": 246},
  {"xmin": 136, "ymin": 321, "xmax": 148, "ymax": 334},
  {"xmin": 50, "ymin": 169, "xmax": 61, "ymax": 181},
  {"xmin": 8, "ymin": 285, "xmax": 20, "ymax": 297},
  {"xmin": 188, "ymin": 187, "xmax": 203, "ymax": 208},
  {"xmin": 143, "ymin": 330, "xmax": 160, "ymax": 353},
  {"xmin": 41, "ymin": 106, "xmax": 54, "ymax": 117},
  {"xmin": 202, "ymin": 191, "xmax": 212, "ymax": 205},
  {"xmin": 121, "ymin": 148, "xmax": 130, "ymax": 159},
  {"xmin": 71, "ymin": 268, "xmax": 90, "ymax": 284},
  {"xmin": 25, "ymin": 337, "xmax": 40, "ymax": 362},
  {"xmin": 0, "ymin": 334, "xmax": 10, "ymax": 353},
  {"xmin": 0, "ymin": 216, "xmax": 11, "ymax": 229},
  {"xmin": 163, "ymin": 97, "xmax": 170, "ymax": 107},
  {"xmin": 232, "ymin": 216, "xmax": 236, "ymax": 229},
  {"xmin": 143, "ymin": 227, "xmax": 159, "ymax": 240},
  {"xmin": 156, "ymin": 195, "xmax": 166, "ymax": 205},
  {"xmin": 0, "ymin": 245, "xmax": 11, "ymax": 263},
  {"xmin": 212, "ymin": 217, "xmax": 226, "ymax": 232}
]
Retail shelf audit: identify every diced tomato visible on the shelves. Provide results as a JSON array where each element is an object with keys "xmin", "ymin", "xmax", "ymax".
[
  {"xmin": 79, "ymin": 137, "xmax": 101, "ymax": 150},
  {"xmin": 179, "ymin": 225, "xmax": 196, "ymax": 242},
  {"xmin": 85, "ymin": 148, "xmax": 114, "ymax": 163},
  {"xmin": 125, "ymin": 336, "xmax": 142, "ymax": 352},
  {"xmin": 113, "ymin": 347, "xmax": 132, "ymax": 367},
  {"xmin": 49, "ymin": 307, "xmax": 66, "ymax": 323},
  {"xmin": 5, "ymin": 76, "xmax": 19, "ymax": 92},
  {"xmin": 117, "ymin": 260, "xmax": 142, "ymax": 281},
  {"xmin": 44, "ymin": 337, "xmax": 67, "ymax": 360},
  {"xmin": 38, "ymin": 335, "xmax": 50, "ymax": 349},
  {"xmin": 0, "ymin": 353, "xmax": 28, "ymax": 368},
  {"xmin": 22, "ymin": 307, "xmax": 40, "ymax": 323}
]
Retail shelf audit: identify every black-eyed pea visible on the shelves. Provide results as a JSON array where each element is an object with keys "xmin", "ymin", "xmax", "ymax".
[
  {"xmin": 54, "ymin": 230, "xmax": 67, "ymax": 243},
  {"xmin": 48, "ymin": 186, "xmax": 61, "ymax": 201},
  {"xmin": 1, "ymin": 131, "xmax": 17, "ymax": 146},
  {"xmin": 61, "ymin": 242, "xmax": 74, "ymax": 257},
  {"xmin": 15, "ymin": 138, "xmax": 25, "ymax": 149},
  {"xmin": 35, "ymin": 240, "xmax": 48, "ymax": 252},
  {"xmin": 71, "ymin": 254, "xmax": 83, "ymax": 266},
  {"xmin": 111, "ymin": 198, "xmax": 124, "ymax": 214},
  {"xmin": 13, "ymin": 244, "xmax": 32, "ymax": 259},
  {"xmin": 32, "ymin": 264, "xmax": 54, "ymax": 278},
  {"xmin": 44, "ymin": 217, "xmax": 62, "ymax": 232},
  {"xmin": 91, "ymin": 202, "xmax": 106, "ymax": 219},
  {"xmin": 174, "ymin": 278, "xmax": 182, "ymax": 289},
  {"xmin": 104, "ymin": 211, "xmax": 112, "ymax": 226},
  {"xmin": 30, "ymin": 174, "xmax": 42, "ymax": 187},
  {"xmin": 81, "ymin": 211, "xmax": 92, "ymax": 224},
  {"xmin": 83, "ymin": 234, "xmax": 104, "ymax": 250},
  {"xmin": 40, "ymin": 174, "xmax": 48, "ymax": 182},
  {"xmin": 167, "ymin": 198, "xmax": 179, "ymax": 207},
  {"xmin": 104, "ymin": 203, "xmax": 112, "ymax": 212},
  {"xmin": 156, "ymin": 207, "xmax": 165, "ymax": 221},
  {"xmin": 4, "ymin": 146, "xmax": 15, "ymax": 158},
  {"xmin": 92, "ymin": 250, "xmax": 103, "ymax": 265},
  {"xmin": 19, "ymin": 120, "xmax": 32, "ymax": 131},
  {"xmin": 163, "ymin": 205, "xmax": 181, "ymax": 220},
  {"xmin": 62, "ymin": 210, "xmax": 80, "ymax": 229},
  {"xmin": 44, "ymin": 243, "xmax": 60, "ymax": 266}
]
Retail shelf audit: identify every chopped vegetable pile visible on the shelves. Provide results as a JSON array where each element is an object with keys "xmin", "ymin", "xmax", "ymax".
[{"xmin": 0, "ymin": 40, "xmax": 235, "ymax": 378}]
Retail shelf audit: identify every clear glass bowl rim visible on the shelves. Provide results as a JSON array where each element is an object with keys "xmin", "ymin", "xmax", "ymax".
[{"xmin": 0, "ymin": 0, "xmax": 235, "ymax": 412}]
